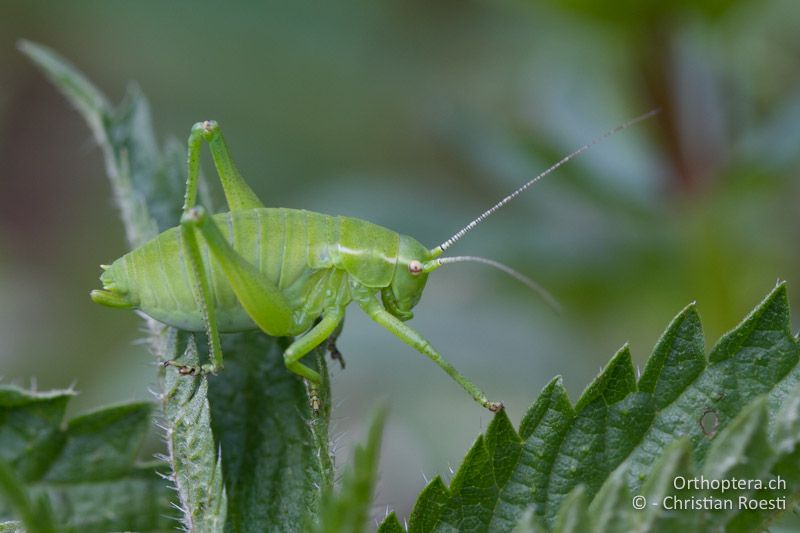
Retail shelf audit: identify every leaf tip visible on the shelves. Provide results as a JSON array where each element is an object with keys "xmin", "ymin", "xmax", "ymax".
[
  {"xmin": 519, "ymin": 375, "xmax": 573, "ymax": 439},
  {"xmin": 574, "ymin": 345, "xmax": 636, "ymax": 411},
  {"xmin": 16, "ymin": 38, "xmax": 32, "ymax": 52},
  {"xmin": 760, "ymin": 280, "xmax": 789, "ymax": 314},
  {"xmin": 16, "ymin": 39, "xmax": 51, "ymax": 65},
  {"xmin": 15, "ymin": 38, "xmax": 42, "ymax": 57},
  {"xmin": 709, "ymin": 281, "xmax": 792, "ymax": 363}
]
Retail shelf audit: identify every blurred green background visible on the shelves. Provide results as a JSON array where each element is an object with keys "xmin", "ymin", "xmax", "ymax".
[{"xmin": 1, "ymin": 0, "xmax": 799, "ymax": 523}]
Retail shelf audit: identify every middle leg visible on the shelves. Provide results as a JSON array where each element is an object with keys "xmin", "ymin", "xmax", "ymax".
[{"xmin": 283, "ymin": 306, "xmax": 346, "ymax": 413}]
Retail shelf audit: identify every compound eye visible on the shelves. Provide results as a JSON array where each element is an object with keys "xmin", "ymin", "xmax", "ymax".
[{"xmin": 408, "ymin": 260, "xmax": 423, "ymax": 275}]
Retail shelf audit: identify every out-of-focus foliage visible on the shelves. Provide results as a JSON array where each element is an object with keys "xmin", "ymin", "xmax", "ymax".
[
  {"xmin": 555, "ymin": 0, "xmax": 742, "ymax": 24},
  {"xmin": 0, "ymin": 386, "xmax": 172, "ymax": 532},
  {"xmin": 316, "ymin": 407, "xmax": 387, "ymax": 533},
  {"xmin": 2, "ymin": 0, "xmax": 799, "ymax": 524}
]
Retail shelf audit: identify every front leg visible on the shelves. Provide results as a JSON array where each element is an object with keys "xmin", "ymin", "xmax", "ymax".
[{"xmin": 357, "ymin": 296, "xmax": 503, "ymax": 412}]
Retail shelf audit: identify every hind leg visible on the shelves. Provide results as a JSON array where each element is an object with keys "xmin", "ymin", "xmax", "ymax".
[{"xmin": 184, "ymin": 120, "xmax": 263, "ymax": 212}]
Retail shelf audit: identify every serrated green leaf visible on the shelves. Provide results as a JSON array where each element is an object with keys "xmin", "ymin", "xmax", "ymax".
[
  {"xmin": 637, "ymin": 303, "xmax": 705, "ymax": 408},
  {"xmin": 624, "ymin": 285, "xmax": 798, "ymax": 492},
  {"xmin": 44, "ymin": 402, "xmax": 152, "ymax": 482},
  {"xmin": 0, "ymin": 387, "xmax": 72, "ymax": 482},
  {"xmin": 316, "ymin": 407, "xmax": 387, "ymax": 533},
  {"xmin": 574, "ymin": 346, "xmax": 637, "ymax": 411},
  {"xmin": 0, "ymin": 387, "xmax": 171, "ymax": 532},
  {"xmin": 408, "ymin": 476, "xmax": 449, "ymax": 531},
  {"xmin": 387, "ymin": 284, "xmax": 800, "ymax": 531},
  {"xmin": 378, "ymin": 513, "xmax": 406, "ymax": 533},
  {"xmin": 514, "ymin": 377, "xmax": 575, "ymax": 522},
  {"xmin": 436, "ymin": 434, "xmax": 496, "ymax": 531},
  {"xmin": 585, "ymin": 388, "xmax": 800, "ymax": 533},
  {"xmin": 159, "ymin": 331, "xmax": 227, "ymax": 532},
  {"xmin": 41, "ymin": 463, "xmax": 175, "ymax": 533},
  {"xmin": 207, "ymin": 333, "xmax": 332, "ymax": 532}
]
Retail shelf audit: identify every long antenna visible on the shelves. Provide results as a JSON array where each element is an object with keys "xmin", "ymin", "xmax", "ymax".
[
  {"xmin": 423, "ymin": 255, "xmax": 561, "ymax": 313},
  {"xmin": 433, "ymin": 108, "xmax": 660, "ymax": 255}
]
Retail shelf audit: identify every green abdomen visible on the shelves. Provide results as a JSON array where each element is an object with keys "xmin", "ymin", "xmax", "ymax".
[{"xmin": 114, "ymin": 208, "xmax": 399, "ymax": 333}]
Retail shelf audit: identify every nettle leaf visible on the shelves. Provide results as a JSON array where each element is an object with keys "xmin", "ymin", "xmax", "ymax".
[
  {"xmin": 205, "ymin": 333, "xmax": 332, "ymax": 532},
  {"xmin": 158, "ymin": 331, "xmax": 228, "ymax": 532},
  {"xmin": 382, "ymin": 284, "xmax": 800, "ymax": 532},
  {"xmin": 160, "ymin": 329, "xmax": 332, "ymax": 532},
  {"xmin": 0, "ymin": 460, "xmax": 56, "ymax": 533},
  {"xmin": 562, "ymin": 388, "xmax": 800, "ymax": 533},
  {"xmin": 0, "ymin": 386, "xmax": 172, "ymax": 532},
  {"xmin": 21, "ymin": 40, "xmax": 334, "ymax": 531}
]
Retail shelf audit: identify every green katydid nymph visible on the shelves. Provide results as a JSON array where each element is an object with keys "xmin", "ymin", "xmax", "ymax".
[{"xmin": 91, "ymin": 110, "xmax": 658, "ymax": 413}]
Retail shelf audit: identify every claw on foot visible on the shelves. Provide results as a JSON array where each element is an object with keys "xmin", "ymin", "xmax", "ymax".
[
  {"xmin": 486, "ymin": 401, "xmax": 504, "ymax": 413},
  {"xmin": 326, "ymin": 337, "xmax": 346, "ymax": 369},
  {"xmin": 308, "ymin": 388, "xmax": 322, "ymax": 416},
  {"xmin": 162, "ymin": 360, "xmax": 218, "ymax": 376}
]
